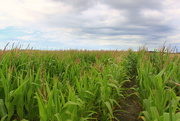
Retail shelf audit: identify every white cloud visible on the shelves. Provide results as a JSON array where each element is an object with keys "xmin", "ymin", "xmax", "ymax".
[
  {"xmin": 16, "ymin": 35, "xmax": 37, "ymax": 41},
  {"xmin": 141, "ymin": 10, "xmax": 163, "ymax": 19},
  {"xmin": 166, "ymin": 34, "xmax": 180, "ymax": 43},
  {"xmin": 79, "ymin": 3, "xmax": 126, "ymax": 27},
  {"xmin": 0, "ymin": 0, "xmax": 72, "ymax": 28},
  {"xmin": 162, "ymin": 0, "xmax": 180, "ymax": 26}
]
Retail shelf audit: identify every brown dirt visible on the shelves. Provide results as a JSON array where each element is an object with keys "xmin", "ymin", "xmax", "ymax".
[{"xmin": 115, "ymin": 80, "xmax": 143, "ymax": 121}]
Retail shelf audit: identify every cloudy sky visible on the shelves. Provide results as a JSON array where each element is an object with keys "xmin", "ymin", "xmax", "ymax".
[{"xmin": 0, "ymin": 0, "xmax": 180, "ymax": 51}]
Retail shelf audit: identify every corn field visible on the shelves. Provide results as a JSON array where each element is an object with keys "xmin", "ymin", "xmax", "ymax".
[{"xmin": 0, "ymin": 46, "xmax": 179, "ymax": 121}]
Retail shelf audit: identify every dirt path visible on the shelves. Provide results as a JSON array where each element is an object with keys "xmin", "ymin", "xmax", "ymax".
[{"xmin": 115, "ymin": 80, "xmax": 143, "ymax": 121}]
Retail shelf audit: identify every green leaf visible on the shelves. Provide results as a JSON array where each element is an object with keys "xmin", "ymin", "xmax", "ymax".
[
  {"xmin": 0, "ymin": 99, "xmax": 7, "ymax": 118},
  {"xmin": 0, "ymin": 115, "xmax": 8, "ymax": 121},
  {"xmin": 35, "ymin": 93, "xmax": 47, "ymax": 121},
  {"xmin": 104, "ymin": 101, "xmax": 113, "ymax": 117}
]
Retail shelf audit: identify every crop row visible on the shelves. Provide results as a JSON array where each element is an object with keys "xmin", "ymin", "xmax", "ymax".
[{"xmin": 0, "ymin": 49, "xmax": 128, "ymax": 121}]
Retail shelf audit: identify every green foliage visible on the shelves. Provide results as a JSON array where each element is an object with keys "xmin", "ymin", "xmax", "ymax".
[
  {"xmin": 137, "ymin": 48, "xmax": 180, "ymax": 121},
  {"xmin": 122, "ymin": 50, "xmax": 138, "ymax": 79},
  {"xmin": 0, "ymin": 49, "xmax": 127, "ymax": 121},
  {"xmin": 0, "ymin": 46, "xmax": 179, "ymax": 121}
]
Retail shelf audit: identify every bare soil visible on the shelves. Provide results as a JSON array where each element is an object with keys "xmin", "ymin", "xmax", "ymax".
[{"xmin": 115, "ymin": 80, "xmax": 143, "ymax": 121}]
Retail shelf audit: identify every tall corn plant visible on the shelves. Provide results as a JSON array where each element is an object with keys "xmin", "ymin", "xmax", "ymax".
[
  {"xmin": 0, "ymin": 47, "xmax": 127, "ymax": 120},
  {"xmin": 137, "ymin": 48, "xmax": 180, "ymax": 121},
  {"xmin": 0, "ymin": 50, "xmax": 40, "ymax": 120},
  {"xmin": 121, "ymin": 50, "xmax": 138, "ymax": 79}
]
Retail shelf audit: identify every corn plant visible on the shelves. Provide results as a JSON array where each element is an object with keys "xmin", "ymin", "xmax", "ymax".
[
  {"xmin": 0, "ymin": 47, "xmax": 127, "ymax": 121},
  {"xmin": 137, "ymin": 48, "xmax": 180, "ymax": 121}
]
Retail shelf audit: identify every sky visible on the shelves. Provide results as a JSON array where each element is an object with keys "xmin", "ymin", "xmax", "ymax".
[{"xmin": 0, "ymin": 0, "xmax": 180, "ymax": 51}]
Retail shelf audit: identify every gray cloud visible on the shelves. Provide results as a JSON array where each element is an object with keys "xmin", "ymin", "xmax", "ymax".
[
  {"xmin": 52, "ymin": 0, "xmax": 98, "ymax": 11},
  {"xmin": 99, "ymin": 0, "xmax": 171, "ymax": 34},
  {"xmin": 102, "ymin": 0, "xmax": 162, "ymax": 10},
  {"xmin": 48, "ymin": 0, "xmax": 172, "ymax": 39}
]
